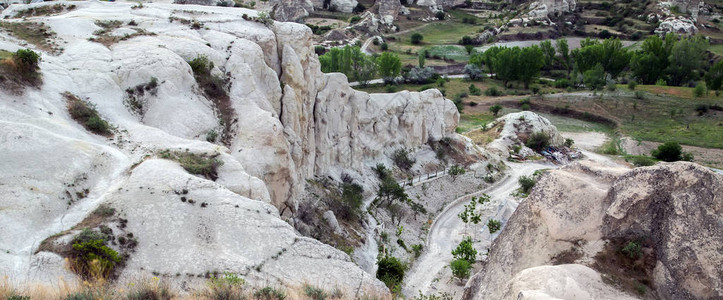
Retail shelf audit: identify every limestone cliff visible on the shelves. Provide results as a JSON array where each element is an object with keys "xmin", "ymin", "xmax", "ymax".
[{"xmin": 0, "ymin": 1, "xmax": 461, "ymax": 293}]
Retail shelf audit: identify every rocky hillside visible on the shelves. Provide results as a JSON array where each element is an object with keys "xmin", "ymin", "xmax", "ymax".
[
  {"xmin": 0, "ymin": 1, "xmax": 465, "ymax": 294},
  {"xmin": 462, "ymin": 161, "xmax": 722, "ymax": 299}
]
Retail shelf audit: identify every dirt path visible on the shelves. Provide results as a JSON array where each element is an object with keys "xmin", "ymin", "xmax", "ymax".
[
  {"xmin": 402, "ymin": 130, "xmax": 622, "ymax": 297},
  {"xmin": 402, "ymin": 160, "xmax": 553, "ymax": 297}
]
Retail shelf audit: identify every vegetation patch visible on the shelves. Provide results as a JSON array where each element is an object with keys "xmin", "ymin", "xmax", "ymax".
[
  {"xmin": 187, "ymin": 55, "xmax": 236, "ymax": 145},
  {"xmin": 594, "ymin": 237, "xmax": 657, "ymax": 297},
  {"xmin": 11, "ymin": 3, "xmax": 76, "ymax": 18},
  {"xmin": 158, "ymin": 150, "xmax": 224, "ymax": 180},
  {"xmin": 0, "ymin": 21, "xmax": 60, "ymax": 53},
  {"xmin": 89, "ymin": 20, "xmax": 156, "ymax": 47},
  {"xmin": 124, "ymin": 77, "xmax": 159, "ymax": 117},
  {"xmin": 64, "ymin": 92, "xmax": 113, "ymax": 136},
  {"xmin": 0, "ymin": 48, "xmax": 42, "ymax": 93}
]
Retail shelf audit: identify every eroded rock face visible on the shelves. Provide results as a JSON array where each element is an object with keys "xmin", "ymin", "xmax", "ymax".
[
  {"xmin": 310, "ymin": 0, "xmax": 359, "ymax": 13},
  {"xmin": 377, "ymin": 0, "xmax": 402, "ymax": 25},
  {"xmin": 485, "ymin": 111, "xmax": 565, "ymax": 160},
  {"xmin": 462, "ymin": 161, "xmax": 722, "ymax": 299},
  {"xmin": 270, "ymin": 0, "xmax": 314, "ymax": 22},
  {"xmin": 415, "ymin": 0, "xmax": 466, "ymax": 8},
  {"xmin": 0, "ymin": 1, "xmax": 462, "ymax": 293},
  {"xmin": 655, "ymin": 16, "xmax": 699, "ymax": 35},
  {"xmin": 527, "ymin": 0, "xmax": 576, "ymax": 19}
]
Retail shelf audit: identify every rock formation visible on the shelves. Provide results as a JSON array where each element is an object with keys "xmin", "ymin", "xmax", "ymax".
[
  {"xmin": 270, "ymin": 0, "xmax": 314, "ymax": 22},
  {"xmin": 485, "ymin": 111, "xmax": 565, "ymax": 160},
  {"xmin": 463, "ymin": 161, "xmax": 722, "ymax": 299},
  {"xmin": 0, "ymin": 1, "xmax": 464, "ymax": 294},
  {"xmin": 377, "ymin": 0, "xmax": 403, "ymax": 25},
  {"xmin": 310, "ymin": 0, "xmax": 359, "ymax": 13},
  {"xmin": 655, "ymin": 16, "xmax": 699, "ymax": 35},
  {"xmin": 527, "ymin": 0, "xmax": 577, "ymax": 19}
]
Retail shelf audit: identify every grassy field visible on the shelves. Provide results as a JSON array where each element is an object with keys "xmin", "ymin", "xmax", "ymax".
[
  {"xmin": 0, "ymin": 50, "xmax": 12, "ymax": 60},
  {"xmin": 356, "ymin": 80, "xmax": 722, "ymax": 149},
  {"xmin": 394, "ymin": 22, "xmax": 481, "ymax": 45}
]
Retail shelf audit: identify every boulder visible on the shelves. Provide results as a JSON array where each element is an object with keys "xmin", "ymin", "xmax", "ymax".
[
  {"xmin": 655, "ymin": 16, "xmax": 699, "ymax": 35},
  {"xmin": 270, "ymin": 0, "xmax": 314, "ymax": 22},
  {"xmin": 485, "ymin": 111, "xmax": 565, "ymax": 160}
]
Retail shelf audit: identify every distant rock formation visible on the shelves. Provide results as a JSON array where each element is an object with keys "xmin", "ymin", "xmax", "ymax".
[
  {"xmin": 310, "ymin": 0, "xmax": 359, "ymax": 13},
  {"xmin": 271, "ymin": 0, "xmax": 314, "ymax": 22},
  {"xmin": 656, "ymin": 16, "xmax": 699, "ymax": 35},
  {"xmin": 527, "ymin": 0, "xmax": 576, "ymax": 19},
  {"xmin": 463, "ymin": 161, "xmax": 722, "ymax": 299}
]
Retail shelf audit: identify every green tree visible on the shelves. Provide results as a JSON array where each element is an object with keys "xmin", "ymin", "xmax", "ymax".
[
  {"xmin": 706, "ymin": 60, "xmax": 723, "ymax": 91},
  {"xmin": 451, "ymin": 237, "xmax": 477, "ymax": 263},
  {"xmin": 480, "ymin": 46, "xmax": 503, "ymax": 74},
  {"xmin": 411, "ymin": 33, "xmax": 424, "ymax": 45},
  {"xmin": 377, "ymin": 52, "xmax": 402, "ymax": 84},
  {"xmin": 377, "ymin": 255, "xmax": 405, "ymax": 289},
  {"xmin": 489, "ymin": 104, "xmax": 502, "ymax": 116},
  {"xmin": 667, "ymin": 35, "xmax": 708, "ymax": 86},
  {"xmin": 556, "ymin": 39, "xmax": 571, "ymax": 78},
  {"xmin": 418, "ymin": 51, "xmax": 426, "ymax": 68},
  {"xmin": 493, "ymin": 47, "xmax": 519, "ymax": 86},
  {"xmin": 583, "ymin": 63, "xmax": 606, "ymax": 90},
  {"xmin": 518, "ymin": 46, "xmax": 545, "ymax": 89},
  {"xmin": 318, "ymin": 45, "xmax": 376, "ymax": 83},
  {"xmin": 630, "ymin": 35, "xmax": 675, "ymax": 84},
  {"xmin": 525, "ymin": 132, "xmax": 550, "ymax": 152},
  {"xmin": 600, "ymin": 38, "xmax": 631, "ymax": 79},
  {"xmin": 450, "ymin": 259, "xmax": 471, "ymax": 283},
  {"xmin": 539, "ymin": 40, "xmax": 556, "ymax": 71}
]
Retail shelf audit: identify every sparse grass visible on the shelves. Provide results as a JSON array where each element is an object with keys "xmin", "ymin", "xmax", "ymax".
[
  {"xmin": 187, "ymin": 55, "xmax": 235, "ymax": 145},
  {"xmin": 11, "ymin": 3, "xmax": 76, "ymax": 18},
  {"xmin": 89, "ymin": 20, "xmax": 155, "ymax": 47},
  {"xmin": 303, "ymin": 284, "xmax": 327, "ymax": 300},
  {"xmin": 63, "ymin": 92, "xmax": 113, "ymax": 136},
  {"xmin": 0, "ymin": 21, "xmax": 59, "ymax": 53},
  {"xmin": 159, "ymin": 150, "xmax": 224, "ymax": 180}
]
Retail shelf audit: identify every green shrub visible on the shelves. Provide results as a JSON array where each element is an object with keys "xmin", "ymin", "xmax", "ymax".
[
  {"xmin": 694, "ymin": 84, "xmax": 706, "ymax": 98},
  {"xmin": 487, "ymin": 219, "xmax": 501, "ymax": 234},
  {"xmin": 411, "ymin": 33, "xmax": 424, "ymax": 45},
  {"xmin": 651, "ymin": 142, "xmax": 687, "ymax": 162},
  {"xmin": 69, "ymin": 235, "xmax": 122, "ymax": 280},
  {"xmin": 621, "ymin": 241, "xmax": 642, "ymax": 259},
  {"xmin": 450, "ymin": 258, "xmax": 471, "ymax": 282},
  {"xmin": 451, "ymin": 237, "xmax": 476, "ymax": 263},
  {"xmin": 627, "ymin": 80, "xmax": 637, "ymax": 90},
  {"xmin": 380, "ymin": 43, "xmax": 389, "ymax": 51},
  {"xmin": 12, "ymin": 48, "xmax": 40, "ymax": 74},
  {"xmin": 254, "ymin": 287, "xmax": 287, "ymax": 300},
  {"xmin": 376, "ymin": 255, "xmax": 405, "ymax": 289},
  {"xmin": 525, "ymin": 132, "xmax": 550, "ymax": 152},
  {"xmin": 468, "ymin": 84, "xmax": 481, "ymax": 96},
  {"xmin": 520, "ymin": 103, "xmax": 530, "ymax": 111},
  {"xmin": 564, "ymin": 138, "xmax": 574, "ymax": 147},
  {"xmin": 606, "ymin": 81, "xmax": 617, "ymax": 92},
  {"xmin": 635, "ymin": 90, "xmax": 644, "ymax": 99},
  {"xmin": 655, "ymin": 78, "xmax": 667, "ymax": 86},
  {"xmin": 349, "ymin": 15, "xmax": 361, "ymax": 23},
  {"xmin": 303, "ymin": 285, "xmax": 327, "ymax": 300},
  {"xmin": 489, "ymin": 104, "xmax": 503, "ymax": 116},
  {"xmin": 159, "ymin": 150, "xmax": 224, "ymax": 180},
  {"xmin": 626, "ymin": 155, "xmax": 656, "ymax": 167},
  {"xmin": 187, "ymin": 55, "xmax": 211, "ymax": 75},
  {"xmin": 392, "ymin": 148, "xmax": 415, "ymax": 170},
  {"xmin": 435, "ymin": 11, "xmax": 445, "ymax": 20},
  {"xmin": 126, "ymin": 281, "xmax": 172, "ymax": 300},
  {"xmin": 518, "ymin": 175, "xmax": 536, "ymax": 194},
  {"xmin": 484, "ymin": 86, "xmax": 502, "ymax": 96},
  {"xmin": 412, "ymin": 244, "xmax": 423, "ymax": 258},
  {"xmin": 65, "ymin": 92, "xmax": 112, "ymax": 135}
]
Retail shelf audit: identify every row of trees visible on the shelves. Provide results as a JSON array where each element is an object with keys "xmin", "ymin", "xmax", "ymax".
[
  {"xmin": 467, "ymin": 34, "xmax": 715, "ymax": 90},
  {"xmin": 318, "ymin": 45, "xmax": 402, "ymax": 85}
]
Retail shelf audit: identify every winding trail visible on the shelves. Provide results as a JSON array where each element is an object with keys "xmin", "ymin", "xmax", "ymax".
[{"xmin": 403, "ymin": 160, "xmax": 553, "ymax": 296}]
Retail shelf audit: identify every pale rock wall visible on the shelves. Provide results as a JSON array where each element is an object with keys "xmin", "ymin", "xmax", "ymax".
[
  {"xmin": 0, "ymin": 1, "xmax": 461, "ymax": 293},
  {"xmin": 463, "ymin": 161, "xmax": 722, "ymax": 299}
]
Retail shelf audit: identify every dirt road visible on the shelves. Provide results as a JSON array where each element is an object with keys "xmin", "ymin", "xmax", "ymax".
[{"xmin": 402, "ymin": 160, "xmax": 553, "ymax": 297}]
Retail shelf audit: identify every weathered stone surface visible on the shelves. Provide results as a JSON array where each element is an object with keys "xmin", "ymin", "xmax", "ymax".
[
  {"xmin": 462, "ymin": 161, "xmax": 722, "ymax": 299},
  {"xmin": 655, "ymin": 16, "xmax": 699, "ymax": 35},
  {"xmin": 527, "ymin": 0, "xmax": 576, "ymax": 19},
  {"xmin": 270, "ymin": 0, "xmax": 314, "ymax": 22},
  {"xmin": 485, "ymin": 111, "xmax": 565, "ymax": 160},
  {"xmin": 0, "ymin": 1, "xmax": 465, "ymax": 294},
  {"xmin": 377, "ymin": 0, "xmax": 402, "ymax": 25}
]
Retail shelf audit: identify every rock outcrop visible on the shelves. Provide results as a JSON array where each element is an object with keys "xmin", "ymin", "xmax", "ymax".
[
  {"xmin": 485, "ymin": 111, "xmax": 565, "ymax": 160},
  {"xmin": 655, "ymin": 16, "xmax": 699, "ymax": 35},
  {"xmin": 377, "ymin": 0, "xmax": 402, "ymax": 25},
  {"xmin": 270, "ymin": 0, "xmax": 314, "ymax": 22},
  {"xmin": 527, "ymin": 0, "xmax": 576, "ymax": 19},
  {"xmin": 310, "ymin": 0, "xmax": 358, "ymax": 13},
  {"xmin": 0, "ymin": 1, "xmax": 464, "ymax": 294},
  {"xmin": 463, "ymin": 161, "xmax": 722, "ymax": 299}
]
